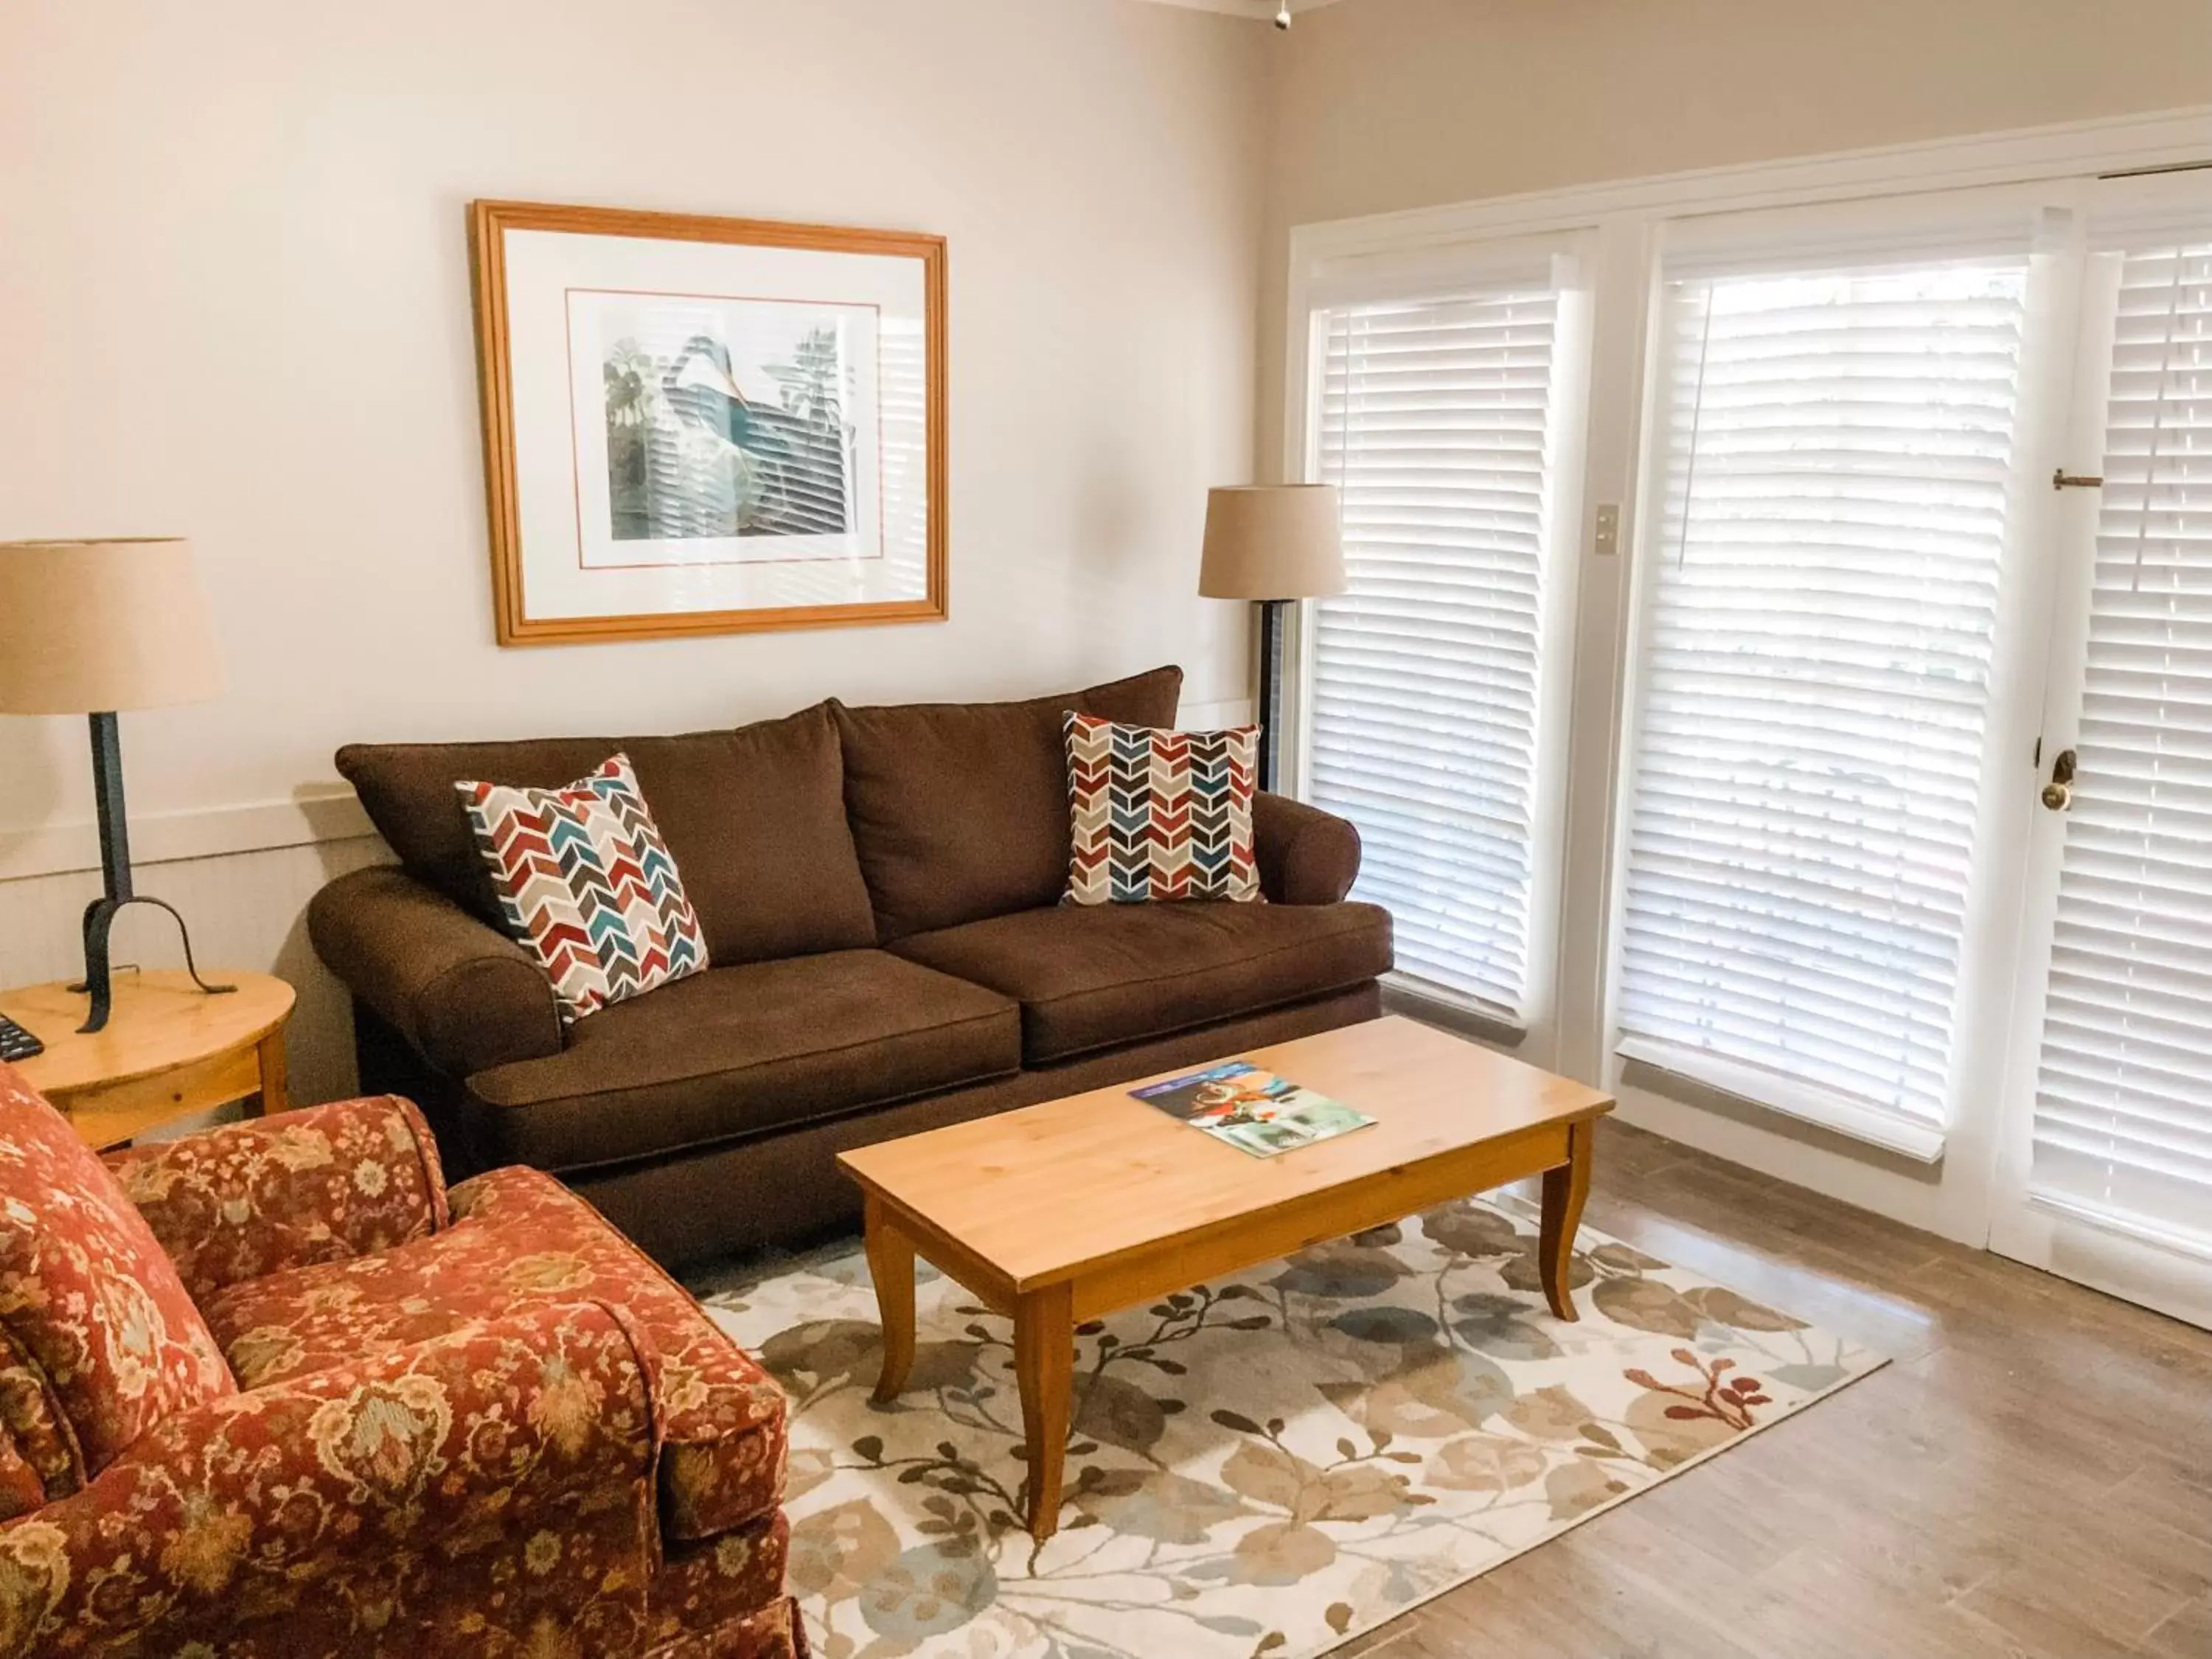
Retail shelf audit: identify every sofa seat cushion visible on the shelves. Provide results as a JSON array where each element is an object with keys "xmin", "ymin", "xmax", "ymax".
[
  {"xmin": 200, "ymin": 1164, "xmax": 787, "ymax": 1540},
  {"xmin": 462, "ymin": 952, "xmax": 1023, "ymax": 1170},
  {"xmin": 890, "ymin": 900, "xmax": 1394, "ymax": 1064}
]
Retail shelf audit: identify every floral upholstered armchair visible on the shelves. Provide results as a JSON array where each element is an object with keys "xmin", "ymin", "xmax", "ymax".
[{"xmin": 0, "ymin": 1064, "xmax": 801, "ymax": 1658}]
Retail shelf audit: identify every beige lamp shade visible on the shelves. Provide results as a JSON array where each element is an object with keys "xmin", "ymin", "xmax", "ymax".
[
  {"xmin": 1198, "ymin": 484, "xmax": 1346, "ymax": 601},
  {"xmin": 0, "ymin": 539, "xmax": 223, "ymax": 714}
]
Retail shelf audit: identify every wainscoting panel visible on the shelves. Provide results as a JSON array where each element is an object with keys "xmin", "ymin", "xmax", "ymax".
[{"xmin": 0, "ymin": 836, "xmax": 393, "ymax": 1109}]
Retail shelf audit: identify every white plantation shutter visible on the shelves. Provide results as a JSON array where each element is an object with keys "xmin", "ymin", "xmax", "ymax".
[
  {"xmin": 2029, "ymin": 234, "xmax": 2212, "ymax": 1248},
  {"xmin": 1307, "ymin": 269, "xmax": 1568, "ymax": 1021},
  {"xmin": 1615, "ymin": 246, "xmax": 2035, "ymax": 1152}
]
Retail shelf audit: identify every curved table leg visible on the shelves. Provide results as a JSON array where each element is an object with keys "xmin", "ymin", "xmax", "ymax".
[
  {"xmin": 866, "ymin": 1197, "xmax": 917, "ymax": 1403},
  {"xmin": 1540, "ymin": 1118, "xmax": 1595, "ymax": 1321}
]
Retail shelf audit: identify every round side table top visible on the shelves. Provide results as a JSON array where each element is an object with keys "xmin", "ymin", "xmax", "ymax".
[{"xmin": 0, "ymin": 971, "xmax": 295, "ymax": 1099}]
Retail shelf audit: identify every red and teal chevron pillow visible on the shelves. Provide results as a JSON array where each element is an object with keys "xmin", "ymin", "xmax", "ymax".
[
  {"xmin": 1064, "ymin": 712, "xmax": 1262, "ymax": 905},
  {"xmin": 457, "ymin": 754, "xmax": 709, "ymax": 1022}
]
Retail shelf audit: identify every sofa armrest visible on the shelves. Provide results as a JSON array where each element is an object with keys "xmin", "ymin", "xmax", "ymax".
[
  {"xmin": 107, "ymin": 1096, "xmax": 451, "ymax": 1304},
  {"xmin": 0, "ymin": 1301, "xmax": 661, "ymax": 1656},
  {"xmin": 308, "ymin": 864, "xmax": 562, "ymax": 1080},
  {"xmin": 1252, "ymin": 792, "xmax": 1363, "ymax": 905}
]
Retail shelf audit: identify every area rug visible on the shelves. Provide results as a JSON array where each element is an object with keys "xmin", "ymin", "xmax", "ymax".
[{"xmin": 700, "ymin": 1193, "xmax": 1885, "ymax": 1659}]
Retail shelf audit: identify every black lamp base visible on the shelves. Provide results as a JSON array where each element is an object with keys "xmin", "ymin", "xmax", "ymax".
[
  {"xmin": 71, "ymin": 896, "xmax": 234, "ymax": 1034},
  {"xmin": 72, "ymin": 712, "xmax": 233, "ymax": 1034}
]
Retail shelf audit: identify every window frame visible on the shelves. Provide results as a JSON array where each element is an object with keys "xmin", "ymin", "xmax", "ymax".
[
  {"xmin": 1279, "ymin": 106, "xmax": 2212, "ymax": 1251},
  {"xmin": 1288, "ymin": 234, "xmax": 1596, "ymax": 1048}
]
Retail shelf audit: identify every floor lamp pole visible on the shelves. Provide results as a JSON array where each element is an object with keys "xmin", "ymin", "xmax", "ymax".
[
  {"xmin": 1256, "ymin": 597, "xmax": 1290, "ymax": 796},
  {"xmin": 72, "ymin": 712, "xmax": 232, "ymax": 1034}
]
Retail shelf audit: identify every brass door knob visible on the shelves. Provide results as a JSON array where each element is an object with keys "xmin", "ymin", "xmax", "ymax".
[{"xmin": 2042, "ymin": 748, "xmax": 2078, "ymax": 813}]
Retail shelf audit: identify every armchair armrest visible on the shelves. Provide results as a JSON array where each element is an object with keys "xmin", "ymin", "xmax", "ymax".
[
  {"xmin": 0, "ymin": 1301, "xmax": 661, "ymax": 1657},
  {"xmin": 108, "ymin": 1096, "xmax": 451, "ymax": 1304},
  {"xmin": 308, "ymin": 864, "xmax": 562, "ymax": 1080},
  {"xmin": 1253, "ymin": 792, "xmax": 1363, "ymax": 905}
]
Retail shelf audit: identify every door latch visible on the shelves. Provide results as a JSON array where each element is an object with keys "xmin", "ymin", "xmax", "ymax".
[
  {"xmin": 2042, "ymin": 748, "xmax": 2078, "ymax": 812},
  {"xmin": 2053, "ymin": 469, "xmax": 2105, "ymax": 491}
]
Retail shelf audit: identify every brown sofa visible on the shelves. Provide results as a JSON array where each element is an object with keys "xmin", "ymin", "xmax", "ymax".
[{"xmin": 307, "ymin": 666, "xmax": 1391, "ymax": 1268}]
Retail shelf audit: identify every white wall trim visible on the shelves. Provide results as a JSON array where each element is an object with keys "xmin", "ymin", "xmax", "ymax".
[
  {"xmin": 0, "ymin": 792, "xmax": 377, "ymax": 882},
  {"xmin": 0, "ymin": 695, "xmax": 1253, "ymax": 882},
  {"xmin": 1289, "ymin": 105, "xmax": 2212, "ymax": 265}
]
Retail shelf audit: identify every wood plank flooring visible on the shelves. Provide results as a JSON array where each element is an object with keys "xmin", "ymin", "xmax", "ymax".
[{"xmin": 1339, "ymin": 1119, "xmax": 2212, "ymax": 1658}]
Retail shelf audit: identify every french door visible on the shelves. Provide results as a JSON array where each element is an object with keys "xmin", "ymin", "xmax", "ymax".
[
  {"xmin": 1284, "ymin": 161, "xmax": 2212, "ymax": 1328},
  {"xmin": 1989, "ymin": 173, "xmax": 2212, "ymax": 1328},
  {"xmin": 1593, "ymin": 175, "xmax": 2212, "ymax": 1324}
]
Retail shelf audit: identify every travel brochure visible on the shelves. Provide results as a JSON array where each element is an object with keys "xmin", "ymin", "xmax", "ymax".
[{"xmin": 1130, "ymin": 1060, "xmax": 1374, "ymax": 1158}]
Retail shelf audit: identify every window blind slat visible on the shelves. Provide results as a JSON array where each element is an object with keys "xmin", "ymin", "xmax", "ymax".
[
  {"xmin": 1310, "ymin": 283, "xmax": 1565, "ymax": 1022},
  {"xmin": 2028, "ymin": 239, "xmax": 2212, "ymax": 1251},
  {"xmin": 1615, "ymin": 257, "xmax": 2031, "ymax": 1133}
]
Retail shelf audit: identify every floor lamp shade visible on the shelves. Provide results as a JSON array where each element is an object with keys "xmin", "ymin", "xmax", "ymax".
[
  {"xmin": 1198, "ymin": 485, "xmax": 1346, "ymax": 601},
  {"xmin": 1197, "ymin": 487, "xmax": 1344, "ymax": 797},
  {"xmin": 0, "ymin": 539, "xmax": 227, "ymax": 1034},
  {"xmin": 0, "ymin": 540, "xmax": 221, "ymax": 714}
]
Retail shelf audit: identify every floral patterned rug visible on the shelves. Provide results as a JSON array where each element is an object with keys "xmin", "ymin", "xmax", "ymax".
[{"xmin": 700, "ymin": 1193, "xmax": 1885, "ymax": 1659}]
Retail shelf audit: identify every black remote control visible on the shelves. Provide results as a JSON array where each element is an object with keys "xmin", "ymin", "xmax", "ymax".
[{"xmin": 0, "ymin": 1015, "xmax": 44, "ymax": 1063}]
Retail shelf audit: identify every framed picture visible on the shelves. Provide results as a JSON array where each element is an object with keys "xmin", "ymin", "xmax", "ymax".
[{"xmin": 469, "ymin": 201, "xmax": 947, "ymax": 645}]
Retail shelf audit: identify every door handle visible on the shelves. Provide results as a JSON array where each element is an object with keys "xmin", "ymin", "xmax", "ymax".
[{"xmin": 2041, "ymin": 748, "xmax": 2078, "ymax": 812}]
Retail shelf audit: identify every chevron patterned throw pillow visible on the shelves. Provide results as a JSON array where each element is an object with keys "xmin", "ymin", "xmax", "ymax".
[
  {"xmin": 457, "ymin": 754, "xmax": 709, "ymax": 1022},
  {"xmin": 1064, "ymin": 712, "xmax": 1262, "ymax": 905}
]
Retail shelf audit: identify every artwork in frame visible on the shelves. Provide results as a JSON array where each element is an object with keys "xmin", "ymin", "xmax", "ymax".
[{"xmin": 469, "ymin": 201, "xmax": 947, "ymax": 645}]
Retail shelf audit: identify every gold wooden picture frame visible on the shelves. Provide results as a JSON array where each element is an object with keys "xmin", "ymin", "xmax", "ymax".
[{"xmin": 469, "ymin": 200, "xmax": 947, "ymax": 646}]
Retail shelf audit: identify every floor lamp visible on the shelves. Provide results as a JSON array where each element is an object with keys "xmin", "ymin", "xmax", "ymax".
[
  {"xmin": 1198, "ymin": 485, "xmax": 1346, "ymax": 794},
  {"xmin": 0, "ymin": 540, "xmax": 229, "ymax": 1034}
]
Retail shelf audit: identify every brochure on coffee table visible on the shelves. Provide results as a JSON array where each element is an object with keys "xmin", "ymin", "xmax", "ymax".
[{"xmin": 1129, "ymin": 1060, "xmax": 1374, "ymax": 1158}]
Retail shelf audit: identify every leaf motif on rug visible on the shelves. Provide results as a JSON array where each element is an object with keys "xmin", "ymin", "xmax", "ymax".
[{"xmin": 705, "ymin": 1197, "xmax": 1885, "ymax": 1659}]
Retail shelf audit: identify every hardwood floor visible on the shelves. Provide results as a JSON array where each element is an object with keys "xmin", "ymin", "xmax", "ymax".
[{"xmin": 1339, "ymin": 1119, "xmax": 2212, "ymax": 1659}]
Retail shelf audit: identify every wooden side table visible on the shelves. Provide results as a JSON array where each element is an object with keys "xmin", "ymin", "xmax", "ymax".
[{"xmin": 0, "ymin": 971, "xmax": 296, "ymax": 1150}]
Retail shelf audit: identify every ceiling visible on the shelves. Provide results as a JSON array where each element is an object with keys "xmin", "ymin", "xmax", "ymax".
[{"xmin": 1130, "ymin": 0, "xmax": 1345, "ymax": 18}]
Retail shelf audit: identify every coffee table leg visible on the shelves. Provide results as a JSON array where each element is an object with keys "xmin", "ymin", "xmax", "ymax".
[
  {"xmin": 864, "ymin": 1197, "xmax": 917, "ymax": 1404},
  {"xmin": 1014, "ymin": 1281, "xmax": 1074, "ymax": 1540},
  {"xmin": 1540, "ymin": 1118, "xmax": 1594, "ymax": 1322}
]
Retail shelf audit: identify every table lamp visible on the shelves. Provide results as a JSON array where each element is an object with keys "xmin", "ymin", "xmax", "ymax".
[
  {"xmin": 1198, "ymin": 484, "xmax": 1346, "ymax": 793},
  {"xmin": 0, "ymin": 539, "xmax": 230, "ymax": 1033}
]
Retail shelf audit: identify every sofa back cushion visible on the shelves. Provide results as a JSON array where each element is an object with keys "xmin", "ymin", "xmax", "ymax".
[
  {"xmin": 338, "ymin": 702, "xmax": 877, "ymax": 965},
  {"xmin": 0, "ymin": 1065, "xmax": 236, "ymax": 1475},
  {"xmin": 833, "ymin": 665, "xmax": 1184, "ymax": 941}
]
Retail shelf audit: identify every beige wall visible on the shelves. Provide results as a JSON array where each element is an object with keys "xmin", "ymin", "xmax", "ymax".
[
  {"xmin": 0, "ymin": 0, "xmax": 1269, "ymax": 842},
  {"xmin": 0, "ymin": 0, "xmax": 1270, "ymax": 1094},
  {"xmin": 1259, "ymin": 0, "xmax": 2212, "ymax": 469}
]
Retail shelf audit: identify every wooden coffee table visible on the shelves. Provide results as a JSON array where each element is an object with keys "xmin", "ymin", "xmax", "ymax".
[{"xmin": 836, "ymin": 1015, "xmax": 1613, "ymax": 1539}]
